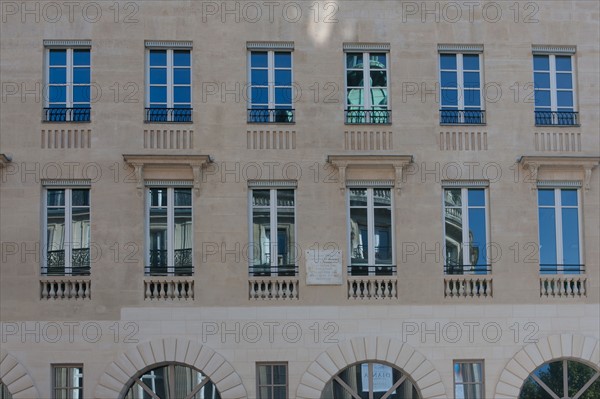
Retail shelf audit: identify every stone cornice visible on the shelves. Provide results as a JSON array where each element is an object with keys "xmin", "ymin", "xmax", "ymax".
[
  {"xmin": 123, "ymin": 154, "xmax": 213, "ymax": 196},
  {"xmin": 518, "ymin": 155, "xmax": 600, "ymax": 191},
  {"xmin": 327, "ymin": 154, "xmax": 413, "ymax": 192}
]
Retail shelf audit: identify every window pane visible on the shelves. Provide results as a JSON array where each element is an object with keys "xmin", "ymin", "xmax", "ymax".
[
  {"xmin": 274, "ymin": 52, "xmax": 291, "ymax": 68},
  {"xmin": 555, "ymin": 56, "xmax": 572, "ymax": 71},
  {"xmin": 463, "ymin": 72, "xmax": 480, "ymax": 88},
  {"xmin": 562, "ymin": 208, "xmax": 580, "ymax": 267},
  {"xmin": 369, "ymin": 53, "xmax": 386, "ymax": 68},
  {"xmin": 445, "ymin": 189, "xmax": 462, "ymax": 207},
  {"xmin": 533, "ymin": 55, "xmax": 549, "ymax": 71},
  {"xmin": 463, "ymin": 54, "xmax": 479, "ymax": 70},
  {"xmin": 464, "ymin": 90, "xmax": 481, "ymax": 107},
  {"xmin": 149, "ymin": 208, "xmax": 168, "ymax": 267},
  {"xmin": 350, "ymin": 208, "xmax": 368, "ymax": 265},
  {"xmin": 251, "ymin": 87, "xmax": 268, "ymax": 104},
  {"xmin": 277, "ymin": 208, "xmax": 295, "ymax": 267},
  {"xmin": 534, "ymin": 361, "xmax": 564, "ymax": 397},
  {"xmin": 346, "ymin": 53, "xmax": 363, "ymax": 69},
  {"xmin": 274, "ymin": 69, "xmax": 292, "ymax": 86},
  {"xmin": 149, "ymin": 67, "xmax": 166, "ymax": 84},
  {"xmin": 73, "ymin": 49, "xmax": 90, "ymax": 65},
  {"xmin": 538, "ymin": 189, "xmax": 555, "ymax": 206},
  {"xmin": 251, "ymin": 52, "xmax": 268, "ymax": 68},
  {"xmin": 49, "ymin": 67, "xmax": 66, "ymax": 84},
  {"xmin": 275, "ymin": 88, "xmax": 292, "ymax": 105},
  {"xmin": 173, "ymin": 68, "xmax": 191, "ymax": 85},
  {"xmin": 468, "ymin": 208, "xmax": 487, "ymax": 268},
  {"xmin": 252, "ymin": 69, "xmax": 268, "ymax": 86},
  {"xmin": 174, "ymin": 188, "xmax": 192, "ymax": 207},
  {"xmin": 534, "ymin": 90, "xmax": 551, "ymax": 107},
  {"xmin": 149, "ymin": 50, "xmax": 167, "ymax": 66},
  {"xmin": 174, "ymin": 86, "xmax": 191, "ymax": 103},
  {"xmin": 374, "ymin": 208, "xmax": 392, "ymax": 264},
  {"xmin": 347, "ymin": 88, "xmax": 364, "ymax": 106},
  {"xmin": 561, "ymin": 189, "xmax": 577, "ymax": 206},
  {"xmin": 150, "ymin": 188, "xmax": 167, "ymax": 207},
  {"xmin": 347, "ymin": 70, "xmax": 365, "ymax": 87},
  {"xmin": 49, "ymin": 49, "xmax": 67, "ymax": 65},
  {"xmin": 73, "ymin": 67, "xmax": 90, "ymax": 84},
  {"xmin": 373, "ymin": 188, "xmax": 391, "ymax": 207},
  {"xmin": 534, "ymin": 72, "xmax": 551, "ymax": 89},
  {"xmin": 73, "ymin": 85, "xmax": 90, "ymax": 103},
  {"xmin": 49, "ymin": 86, "xmax": 67, "ymax": 103},
  {"xmin": 557, "ymin": 91, "xmax": 573, "ymax": 107},
  {"xmin": 370, "ymin": 70, "xmax": 387, "ymax": 87},
  {"xmin": 258, "ymin": 365, "xmax": 272, "ymax": 385},
  {"xmin": 174, "ymin": 208, "xmax": 192, "ymax": 267},
  {"xmin": 150, "ymin": 86, "xmax": 167, "ymax": 103},
  {"xmin": 539, "ymin": 208, "xmax": 557, "ymax": 268},
  {"xmin": 253, "ymin": 208, "xmax": 271, "ymax": 266},
  {"xmin": 173, "ymin": 50, "xmax": 190, "ymax": 66},
  {"xmin": 48, "ymin": 189, "xmax": 65, "ymax": 206},
  {"xmin": 440, "ymin": 54, "xmax": 457, "ymax": 69},
  {"xmin": 259, "ymin": 387, "xmax": 272, "ymax": 399},
  {"xmin": 253, "ymin": 190, "xmax": 270, "ymax": 206},
  {"xmin": 556, "ymin": 73, "xmax": 572, "ymax": 89},
  {"xmin": 441, "ymin": 89, "xmax": 458, "ymax": 106},
  {"xmin": 349, "ymin": 188, "xmax": 367, "ymax": 206},
  {"xmin": 441, "ymin": 71, "xmax": 457, "ymax": 87},
  {"xmin": 445, "ymin": 207, "xmax": 463, "ymax": 267},
  {"xmin": 468, "ymin": 189, "xmax": 485, "ymax": 206},
  {"xmin": 273, "ymin": 365, "xmax": 287, "ymax": 384}
]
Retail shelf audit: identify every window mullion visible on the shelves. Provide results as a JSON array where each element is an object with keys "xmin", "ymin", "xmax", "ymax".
[
  {"xmin": 367, "ymin": 189, "xmax": 375, "ymax": 273},
  {"xmin": 145, "ymin": 189, "xmax": 150, "ymax": 274},
  {"xmin": 555, "ymin": 189, "xmax": 563, "ymax": 272},
  {"xmin": 462, "ymin": 189, "xmax": 470, "ymax": 268},
  {"xmin": 363, "ymin": 53, "xmax": 372, "ymax": 123},
  {"xmin": 549, "ymin": 55, "xmax": 558, "ymax": 112},
  {"xmin": 66, "ymin": 49, "xmax": 73, "ymax": 109},
  {"xmin": 270, "ymin": 190, "xmax": 278, "ymax": 274},
  {"xmin": 65, "ymin": 189, "xmax": 72, "ymax": 274},
  {"xmin": 457, "ymin": 54, "xmax": 465, "ymax": 110},
  {"xmin": 167, "ymin": 50, "xmax": 174, "ymax": 109},
  {"xmin": 268, "ymin": 51, "xmax": 275, "ymax": 111}
]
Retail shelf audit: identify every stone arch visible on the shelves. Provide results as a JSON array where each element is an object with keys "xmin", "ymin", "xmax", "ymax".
[
  {"xmin": 0, "ymin": 349, "xmax": 39, "ymax": 399},
  {"xmin": 93, "ymin": 338, "xmax": 247, "ymax": 399},
  {"xmin": 296, "ymin": 336, "xmax": 446, "ymax": 399},
  {"xmin": 495, "ymin": 333, "xmax": 600, "ymax": 398}
]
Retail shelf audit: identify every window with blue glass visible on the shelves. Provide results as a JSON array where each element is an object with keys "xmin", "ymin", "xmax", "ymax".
[
  {"xmin": 45, "ymin": 48, "xmax": 91, "ymax": 122},
  {"xmin": 533, "ymin": 54, "xmax": 578, "ymax": 125},
  {"xmin": 444, "ymin": 187, "xmax": 489, "ymax": 275},
  {"xmin": 538, "ymin": 188, "xmax": 582, "ymax": 274},
  {"xmin": 146, "ymin": 48, "xmax": 192, "ymax": 122},
  {"xmin": 248, "ymin": 51, "xmax": 294, "ymax": 123},
  {"xmin": 345, "ymin": 52, "xmax": 390, "ymax": 124},
  {"xmin": 439, "ymin": 52, "xmax": 484, "ymax": 124}
]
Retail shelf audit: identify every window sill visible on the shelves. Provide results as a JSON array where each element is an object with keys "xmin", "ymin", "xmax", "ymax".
[
  {"xmin": 42, "ymin": 120, "xmax": 91, "ymax": 124},
  {"xmin": 247, "ymin": 121, "xmax": 295, "ymax": 125},
  {"xmin": 535, "ymin": 124, "xmax": 581, "ymax": 128},
  {"xmin": 345, "ymin": 122, "xmax": 392, "ymax": 126},
  {"xmin": 144, "ymin": 121, "xmax": 193, "ymax": 124},
  {"xmin": 440, "ymin": 123, "xmax": 486, "ymax": 126}
]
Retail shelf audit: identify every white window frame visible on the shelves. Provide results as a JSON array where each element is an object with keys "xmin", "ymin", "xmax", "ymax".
[
  {"xmin": 247, "ymin": 50, "xmax": 294, "ymax": 110},
  {"xmin": 145, "ymin": 47, "xmax": 193, "ymax": 120},
  {"xmin": 44, "ymin": 47, "xmax": 91, "ymax": 120},
  {"xmin": 43, "ymin": 187, "xmax": 91, "ymax": 276},
  {"xmin": 442, "ymin": 186, "xmax": 490, "ymax": 272},
  {"xmin": 248, "ymin": 188, "xmax": 297, "ymax": 277},
  {"xmin": 145, "ymin": 186, "xmax": 194, "ymax": 275},
  {"xmin": 346, "ymin": 187, "xmax": 395, "ymax": 274},
  {"xmin": 537, "ymin": 187, "xmax": 583, "ymax": 273},
  {"xmin": 256, "ymin": 362, "xmax": 288, "ymax": 399},
  {"xmin": 344, "ymin": 51, "xmax": 390, "ymax": 123},
  {"xmin": 52, "ymin": 364, "xmax": 83, "ymax": 399},
  {"xmin": 453, "ymin": 360, "xmax": 485, "ymax": 399},
  {"xmin": 533, "ymin": 54, "xmax": 577, "ymax": 113},
  {"xmin": 439, "ymin": 51, "xmax": 485, "ymax": 123}
]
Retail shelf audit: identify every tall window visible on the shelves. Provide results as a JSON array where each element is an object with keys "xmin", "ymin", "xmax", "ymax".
[
  {"xmin": 248, "ymin": 50, "xmax": 294, "ymax": 123},
  {"xmin": 439, "ymin": 51, "xmax": 484, "ymax": 124},
  {"xmin": 454, "ymin": 361, "xmax": 484, "ymax": 399},
  {"xmin": 52, "ymin": 365, "xmax": 83, "ymax": 399},
  {"xmin": 345, "ymin": 51, "xmax": 390, "ymax": 124},
  {"xmin": 146, "ymin": 46, "xmax": 192, "ymax": 122},
  {"xmin": 538, "ymin": 188, "xmax": 582, "ymax": 274},
  {"xmin": 44, "ymin": 188, "xmax": 90, "ymax": 276},
  {"xmin": 124, "ymin": 364, "xmax": 221, "ymax": 399},
  {"xmin": 348, "ymin": 187, "xmax": 394, "ymax": 276},
  {"xmin": 250, "ymin": 188, "xmax": 296, "ymax": 276},
  {"xmin": 444, "ymin": 187, "xmax": 489, "ymax": 275},
  {"xmin": 45, "ymin": 46, "xmax": 91, "ymax": 122},
  {"xmin": 257, "ymin": 363, "xmax": 287, "ymax": 399},
  {"xmin": 519, "ymin": 359, "xmax": 600, "ymax": 399},
  {"xmin": 146, "ymin": 187, "xmax": 193, "ymax": 276},
  {"xmin": 533, "ymin": 53, "xmax": 577, "ymax": 125}
]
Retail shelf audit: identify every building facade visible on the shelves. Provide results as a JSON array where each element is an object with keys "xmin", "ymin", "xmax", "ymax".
[{"xmin": 0, "ymin": 1, "xmax": 599, "ymax": 398}]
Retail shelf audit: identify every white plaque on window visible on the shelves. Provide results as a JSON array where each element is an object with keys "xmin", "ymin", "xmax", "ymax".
[
  {"xmin": 305, "ymin": 249, "xmax": 342, "ymax": 285},
  {"xmin": 361, "ymin": 364, "xmax": 394, "ymax": 393}
]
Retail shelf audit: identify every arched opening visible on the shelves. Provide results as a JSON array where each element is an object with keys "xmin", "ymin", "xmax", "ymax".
[
  {"xmin": 122, "ymin": 362, "xmax": 221, "ymax": 399},
  {"xmin": 518, "ymin": 359, "xmax": 600, "ymax": 399},
  {"xmin": 320, "ymin": 361, "xmax": 421, "ymax": 399},
  {"xmin": 0, "ymin": 380, "xmax": 12, "ymax": 399}
]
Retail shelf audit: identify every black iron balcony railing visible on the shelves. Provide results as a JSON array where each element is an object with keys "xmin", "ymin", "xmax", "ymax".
[
  {"xmin": 345, "ymin": 109, "xmax": 391, "ymax": 124},
  {"xmin": 247, "ymin": 108, "xmax": 295, "ymax": 123},
  {"xmin": 440, "ymin": 109, "xmax": 486, "ymax": 125},
  {"xmin": 43, "ymin": 107, "xmax": 91, "ymax": 122},
  {"xmin": 147, "ymin": 249, "xmax": 193, "ymax": 276},
  {"xmin": 540, "ymin": 264, "xmax": 585, "ymax": 274},
  {"xmin": 145, "ymin": 108, "xmax": 192, "ymax": 123},
  {"xmin": 43, "ymin": 249, "xmax": 90, "ymax": 276},
  {"xmin": 535, "ymin": 111, "xmax": 579, "ymax": 126},
  {"xmin": 249, "ymin": 264, "xmax": 298, "ymax": 277},
  {"xmin": 348, "ymin": 264, "xmax": 396, "ymax": 276},
  {"xmin": 444, "ymin": 264, "xmax": 492, "ymax": 275}
]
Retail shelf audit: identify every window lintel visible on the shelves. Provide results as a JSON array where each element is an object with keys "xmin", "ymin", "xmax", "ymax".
[
  {"xmin": 327, "ymin": 154, "xmax": 412, "ymax": 192},
  {"xmin": 123, "ymin": 154, "xmax": 212, "ymax": 195},
  {"xmin": 438, "ymin": 43, "xmax": 483, "ymax": 53},
  {"xmin": 343, "ymin": 43, "xmax": 390, "ymax": 52},
  {"xmin": 519, "ymin": 155, "xmax": 599, "ymax": 191},
  {"xmin": 532, "ymin": 45, "xmax": 576, "ymax": 55}
]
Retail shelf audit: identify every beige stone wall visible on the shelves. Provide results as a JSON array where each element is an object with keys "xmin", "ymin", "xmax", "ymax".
[{"xmin": 1, "ymin": 1, "xmax": 598, "ymax": 398}]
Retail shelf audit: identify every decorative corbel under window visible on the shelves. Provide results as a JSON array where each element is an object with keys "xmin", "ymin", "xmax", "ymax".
[
  {"xmin": 123, "ymin": 154, "xmax": 213, "ymax": 196},
  {"xmin": 519, "ymin": 155, "xmax": 600, "ymax": 192},
  {"xmin": 326, "ymin": 155, "xmax": 413, "ymax": 193}
]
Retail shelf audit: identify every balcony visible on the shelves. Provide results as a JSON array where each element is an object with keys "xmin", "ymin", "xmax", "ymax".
[
  {"xmin": 348, "ymin": 264, "xmax": 396, "ymax": 277},
  {"xmin": 43, "ymin": 107, "xmax": 90, "ymax": 122},
  {"xmin": 540, "ymin": 264, "xmax": 585, "ymax": 274},
  {"xmin": 440, "ymin": 109, "xmax": 485, "ymax": 125},
  {"xmin": 347, "ymin": 277, "xmax": 397, "ymax": 299},
  {"xmin": 249, "ymin": 264, "xmax": 298, "ymax": 277},
  {"xmin": 345, "ymin": 109, "xmax": 391, "ymax": 124},
  {"xmin": 444, "ymin": 264, "xmax": 492, "ymax": 275},
  {"xmin": 145, "ymin": 249, "xmax": 193, "ymax": 276},
  {"xmin": 535, "ymin": 111, "xmax": 579, "ymax": 126},
  {"xmin": 247, "ymin": 108, "xmax": 295, "ymax": 123},
  {"xmin": 43, "ymin": 249, "xmax": 90, "ymax": 276},
  {"xmin": 145, "ymin": 108, "xmax": 192, "ymax": 123}
]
